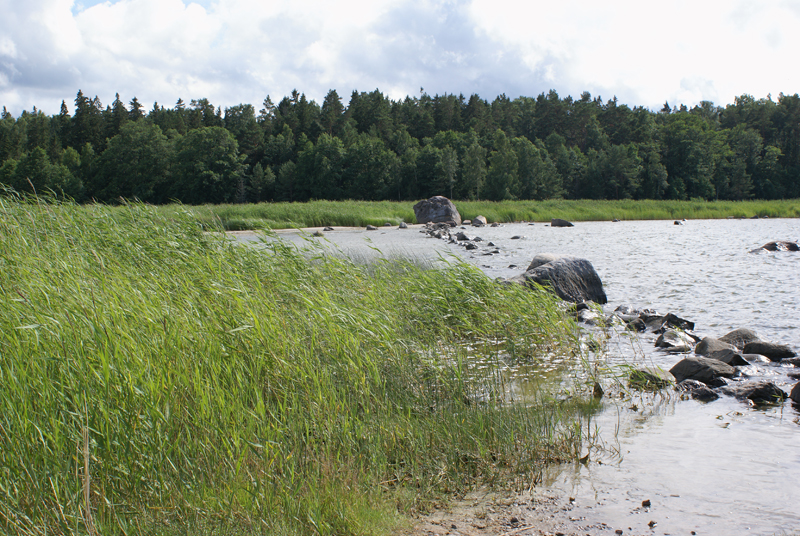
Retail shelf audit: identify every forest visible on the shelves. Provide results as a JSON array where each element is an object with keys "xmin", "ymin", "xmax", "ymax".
[{"xmin": 1, "ymin": 88, "xmax": 799, "ymax": 204}]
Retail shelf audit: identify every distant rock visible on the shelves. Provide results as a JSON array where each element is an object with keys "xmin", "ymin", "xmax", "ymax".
[
  {"xmin": 472, "ymin": 215, "xmax": 488, "ymax": 227},
  {"xmin": 312, "ymin": 230, "xmax": 324, "ymax": 237},
  {"xmin": 674, "ymin": 220, "xmax": 682, "ymax": 225},
  {"xmin": 749, "ymin": 241, "xmax": 800, "ymax": 253},
  {"xmin": 742, "ymin": 341, "xmax": 797, "ymax": 361},
  {"xmin": 366, "ymin": 225, "xmax": 377, "ymax": 231},
  {"xmin": 413, "ymin": 196, "xmax": 462, "ymax": 225},
  {"xmin": 323, "ymin": 226, "xmax": 334, "ymax": 231},
  {"xmin": 669, "ymin": 357, "xmax": 736, "ymax": 385},
  {"xmin": 399, "ymin": 222, "xmax": 408, "ymax": 229},
  {"xmin": 551, "ymin": 218, "xmax": 574, "ymax": 227}
]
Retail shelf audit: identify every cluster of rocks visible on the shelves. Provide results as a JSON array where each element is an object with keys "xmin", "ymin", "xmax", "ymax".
[
  {"xmin": 420, "ymin": 221, "xmax": 501, "ymax": 255},
  {"xmin": 610, "ymin": 307, "xmax": 800, "ymax": 406}
]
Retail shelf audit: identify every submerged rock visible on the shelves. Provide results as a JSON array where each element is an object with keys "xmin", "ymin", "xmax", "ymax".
[
  {"xmin": 792, "ymin": 383, "xmax": 800, "ymax": 404},
  {"xmin": 695, "ymin": 337, "xmax": 736, "ymax": 356},
  {"xmin": 629, "ymin": 368, "xmax": 674, "ymax": 390},
  {"xmin": 670, "ymin": 357, "xmax": 736, "ymax": 385},
  {"xmin": 719, "ymin": 381, "xmax": 787, "ymax": 404},
  {"xmin": 705, "ymin": 348, "xmax": 749, "ymax": 367},
  {"xmin": 642, "ymin": 312, "xmax": 696, "ymax": 333},
  {"xmin": 551, "ymin": 218, "xmax": 574, "ymax": 227},
  {"xmin": 749, "ymin": 240, "xmax": 800, "ymax": 253},
  {"xmin": 677, "ymin": 379, "xmax": 720, "ymax": 402},
  {"xmin": 742, "ymin": 341, "xmax": 797, "ymax": 361},
  {"xmin": 413, "ymin": 196, "xmax": 462, "ymax": 225}
]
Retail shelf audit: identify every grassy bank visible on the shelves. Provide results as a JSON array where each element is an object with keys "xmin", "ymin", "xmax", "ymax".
[
  {"xmin": 177, "ymin": 199, "xmax": 800, "ymax": 231},
  {"xmin": 0, "ymin": 196, "xmax": 590, "ymax": 535}
]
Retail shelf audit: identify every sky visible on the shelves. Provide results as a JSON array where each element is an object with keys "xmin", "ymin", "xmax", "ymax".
[{"xmin": 2, "ymin": 0, "xmax": 800, "ymax": 116}]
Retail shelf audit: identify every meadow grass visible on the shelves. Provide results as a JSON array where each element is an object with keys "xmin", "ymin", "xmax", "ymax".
[
  {"xmin": 174, "ymin": 199, "xmax": 800, "ymax": 231},
  {"xmin": 0, "ymin": 194, "xmax": 591, "ymax": 535}
]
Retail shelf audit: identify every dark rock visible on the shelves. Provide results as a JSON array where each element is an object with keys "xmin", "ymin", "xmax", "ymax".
[
  {"xmin": 626, "ymin": 318, "xmax": 647, "ymax": 332},
  {"xmin": 749, "ymin": 240, "xmax": 800, "ymax": 253},
  {"xmin": 677, "ymin": 379, "xmax": 720, "ymax": 401},
  {"xmin": 383, "ymin": 222, "xmax": 391, "ymax": 227},
  {"xmin": 782, "ymin": 357, "xmax": 800, "ymax": 367},
  {"xmin": 718, "ymin": 328, "xmax": 760, "ymax": 348},
  {"xmin": 791, "ymin": 383, "xmax": 800, "ymax": 404},
  {"xmin": 366, "ymin": 225, "xmax": 377, "ymax": 230},
  {"xmin": 655, "ymin": 330, "xmax": 695, "ymax": 353},
  {"xmin": 465, "ymin": 243, "xmax": 478, "ymax": 250},
  {"xmin": 456, "ymin": 231, "xmax": 471, "ymax": 241},
  {"xmin": 413, "ymin": 196, "xmax": 462, "ymax": 225},
  {"xmin": 312, "ymin": 230, "xmax": 324, "ymax": 237},
  {"xmin": 674, "ymin": 220, "xmax": 682, "ymax": 225},
  {"xmin": 323, "ymin": 226, "xmax": 334, "ymax": 231},
  {"xmin": 472, "ymin": 215, "xmax": 487, "ymax": 227},
  {"xmin": 473, "ymin": 237, "xmax": 483, "ymax": 242},
  {"xmin": 527, "ymin": 253, "xmax": 578, "ymax": 271},
  {"xmin": 488, "ymin": 242, "xmax": 495, "ymax": 247},
  {"xmin": 643, "ymin": 312, "xmax": 696, "ymax": 333},
  {"xmin": 490, "ymin": 222, "xmax": 499, "ymax": 227},
  {"xmin": 510, "ymin": 235, "xmax": 522, "ymax": 239},
  {"xmin": 398, "ymin": 222, "xmax": 408, "ymax": 229},
  {"xmin": 669, "ymin": 357, "xmax": 736, "ymax": 385},
  {"xmin": 576, "ymin": 307, "xmax": 602, "ymax": 325},
  {"xmin": 508, "ymin": 257, "xmax": 607, "ymax": 304},
  {"xmin": 551, "ymin": 218, "xmax": 574, "ymax": 227},
  {"xmin": 719, "ymin": 381, "xmax": 787, "ymax": 404},
  {"xmin": 706, "ymin": 348, "xmax": 749, "ymax": 367},
  {"xmin": 742, "ymin": 341, "xmax": 797, "ymax": 362},
  {"xmin": 612, "ymin": 218, "xmax": 621, "ymax": 222},
  {"xmin": 695, "ymin": 337, "xmax": 736, "ymax": 356},
  {"xmin": 629, "ymin": 368, "xmax": 674, "ymax": 390}
]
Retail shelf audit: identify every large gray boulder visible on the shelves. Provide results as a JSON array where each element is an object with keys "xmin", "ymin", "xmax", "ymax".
[
  {"xmin": 472, "ymin": 215, "xmax": 487, "ymax": 227},
  {"xmin": 509, "ymin": 255, "xmax": 607, "ymax": 304},
  {"xmin": 655, "ymin": 329, "xmax": 695, "ymax": 353},
  {"xmin": 413, "ymin": 196, "xmax": 461, "ymax": 225},
  {"xmin": 742, "ymin": 341, "xmax": 797, "ymax": 362},
  {"xmin": 706, "ymin": 348, "xmax": 749, "ymax": 367},
  {"xmin": 669, "ymin": 357, "xmax": 737, "ymax": 385}
]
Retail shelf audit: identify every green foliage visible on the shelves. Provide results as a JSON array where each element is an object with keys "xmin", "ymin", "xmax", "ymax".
[
  {"xmin": 172, "ymin": 126, "xmax": 245, "ymax": 204},
  {"xmin": 0, "ymin": 197, "xmax": 584, "ymax": 534}
]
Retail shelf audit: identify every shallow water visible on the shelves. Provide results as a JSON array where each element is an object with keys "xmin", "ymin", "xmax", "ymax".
[{"xmin": 240, "ymin": 219, "xmax": 800, "ymax": 534}]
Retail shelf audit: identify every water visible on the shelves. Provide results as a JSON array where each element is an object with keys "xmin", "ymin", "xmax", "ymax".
[{"xmin": 239, "ymin": 219, "xmax": 800, "ymax": 535}]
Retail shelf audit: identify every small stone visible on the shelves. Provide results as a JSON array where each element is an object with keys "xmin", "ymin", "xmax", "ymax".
[
  {"xmin": 642, "ymin": 499, "xmax": 651, "ymax": 507},
  {"xmin": 615, "ymin": 530, "xmax": 623, "ymax": 535},
  {"xmin": 366, "ymin": 225, "xmax": 377, "ymax": 230},
  {"xmin": 510, "ymin": 516, "xmax": 519, "ymax": 524},
  {"xmin": 510, "ymin": 235, "xmax": 522, "ymax": 239},
  {"xmin": 450, "ymin": 524, "xmax": 457, "ymax": 530},
  {"xmin": 648, "ymin": 520, "xmax": 657, "ymax": 528}
]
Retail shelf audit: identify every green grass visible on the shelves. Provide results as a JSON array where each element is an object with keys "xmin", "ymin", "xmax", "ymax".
[
  {"xmin": 169, "ymin": 199, "xmax": 800, "ymax": 231},
  {"xmin": 0, "ymin": 194, "xmax": 591, "ymax": 535}
]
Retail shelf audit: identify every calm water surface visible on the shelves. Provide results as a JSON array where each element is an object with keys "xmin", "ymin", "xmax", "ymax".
[{"xmin": 243, "ymin": 219, "xmax": 800, "ymax": 535}]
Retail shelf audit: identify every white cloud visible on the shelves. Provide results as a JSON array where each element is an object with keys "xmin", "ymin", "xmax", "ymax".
[{"xmin": 1, "ymin": 0, "xmax": 800, "ymax": 115}]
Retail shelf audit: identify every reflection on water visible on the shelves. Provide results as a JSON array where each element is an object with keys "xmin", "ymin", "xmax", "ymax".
[{"xmin": 240, "ymin": 219, "xmax": 800, "ymax": 534}]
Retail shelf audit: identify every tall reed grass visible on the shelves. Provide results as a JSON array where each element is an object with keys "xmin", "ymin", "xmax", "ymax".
[
  {"xmin": 175, "ymin": 198, "xmax": 800, "ymax": 231},
  {"xmin": 0, "ymin": 194, "xmax": 589, "ymax": 535}
]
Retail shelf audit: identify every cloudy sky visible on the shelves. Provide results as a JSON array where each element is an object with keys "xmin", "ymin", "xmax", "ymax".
[{"xmin": 2, "ymin": 0, "xmax": 800, "ymax": 116}]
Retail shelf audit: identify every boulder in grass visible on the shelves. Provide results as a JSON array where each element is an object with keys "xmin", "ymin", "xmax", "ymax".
[
  {"xmin": 742, "ymin": 341, "xmax": 797, "ymax": 362},
  {"xmin": 718, "ymin": 328, "xmax": 760, "ymax": 349},
  {"xmin": 695, "ymin": 337, "xmax": 736, "ymax": 356},
  {"xmin": 551, "ymin": 218, "xmax": 574, "ymax": 227},
  {"xmin": 508, "ymin": 255, "xmax": 607, "ymax": 304},
  {"xmin": 413, "ymin": 196, "xmax": 462, "ymax": 225},
  {"xmin": 677, "ymin": 379, "xmax": 720, "ymax": 402},
  {"xmin": 669, "ymin": 357, "xmax": 736, "ymax": 385},
  {"xmin": 629, "ymin": 368, "xmax": 674, "ymax": 390},
  {"xmin": 720, "ymin": 382, "xmax": 787, "ymax": 405}
]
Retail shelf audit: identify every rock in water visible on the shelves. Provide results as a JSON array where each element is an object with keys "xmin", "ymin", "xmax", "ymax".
[
  {"xmin": 718, "ymin": 328, "xmax": 760, "ymax": 348},
  {"xmin": 413, "ymin": 196, "xmax": 462, "ymax": 225},
  {"xmin": 629, "ymin": 368, "xmax": 674, "ymax": 390},
  {"xmin": 677, "ymin": 379, "xmax": 720, "ymax": 401},
  {"xmin": 655, "ymin": 330, "xmax": 695, "ymax": 353},
  {"xmin": 695, "ymin": 337, "xmax": 736, "ymax": 356},
  {"xmin": 791, "ymin": 383, "xmax": 800, "ymax": 405},
  {"xmin": 472, "ymin": 215, "xmax": 487, "ymax": 227},
  {"xmin": 551, "ymin": 218, "xmax": 574, "ymax": 227},
  {"xmin": 749, "ymin": 240, "xmax": 800, "ymax": 253},
  {"xmin": 705, "ymin": 348, "xmax": 749, "ymax": 367},
  {"xmin": 742, "ymin": 341, "xmax": 797, "ymax": 361},
  {"xmin": 720, "ymin": 382, "xmax": 787, "ymax": 404},
  {"xmin": 507, "ymin": 256, "xmax": 607, "ymax": 304},
  {"xmin": 669, "ymin": 357, "xmax": 736, "ymax": 384}
]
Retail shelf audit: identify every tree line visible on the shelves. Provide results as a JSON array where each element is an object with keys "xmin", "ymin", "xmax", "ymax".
[{"xmin": 1, "ymin": 88, "xmax": 799, "ymax": 204}]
